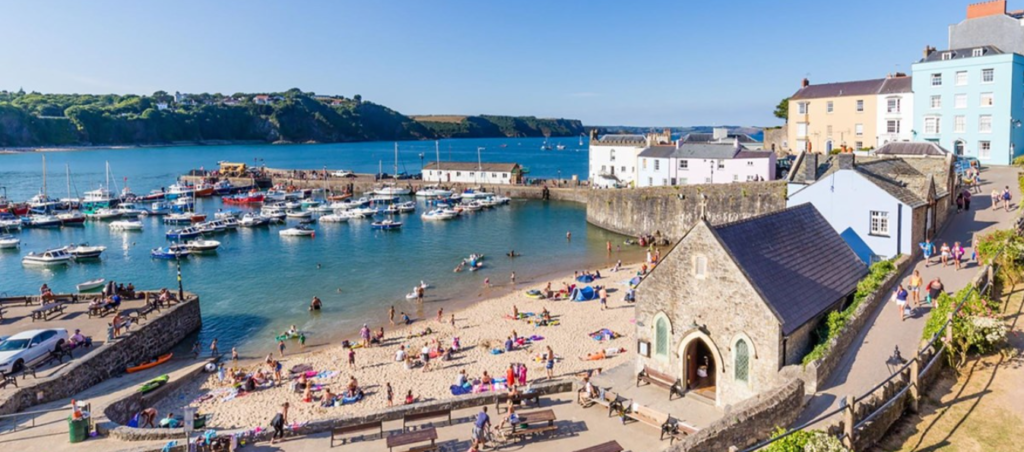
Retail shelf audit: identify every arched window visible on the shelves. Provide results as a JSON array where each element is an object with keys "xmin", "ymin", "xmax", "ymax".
[
  {"xmin": 735, "ymin": 339, "xmax": 750, "ymax": 383},
  {"xmin": 655, "ymin": 316, "xmax": 669, "ymax": 358}
]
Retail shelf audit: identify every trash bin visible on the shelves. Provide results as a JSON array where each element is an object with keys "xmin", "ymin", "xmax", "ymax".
[{"xmin": 68, "ymin": 417, "xmax": 88, "ymax": 443}]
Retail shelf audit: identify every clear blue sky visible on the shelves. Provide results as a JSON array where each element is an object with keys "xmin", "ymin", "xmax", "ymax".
[{"xmin": 0, "ymin": 0, "xmax": 976, "ymax": 126}]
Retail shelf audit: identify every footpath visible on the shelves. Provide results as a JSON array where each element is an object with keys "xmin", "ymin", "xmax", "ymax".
[{"xmin": 797, "ymin": 165, "xmax": 1021, "ymax": 426}]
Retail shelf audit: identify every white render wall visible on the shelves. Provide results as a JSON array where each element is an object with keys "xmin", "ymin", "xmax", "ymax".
[
  {"xmin": 589, "ymin": 144, "xmax": 645, "ymax": 187},
  {"xmin": 636, "ymin": 155, "xmax": 776, "ymax": 187},
  {"xmin": 424, "ymin": 169, "xmax": 513, "ymax": 185},
  {"xmin": 876, "ymin": 92, "xmax": 915, "ymax": 148}
]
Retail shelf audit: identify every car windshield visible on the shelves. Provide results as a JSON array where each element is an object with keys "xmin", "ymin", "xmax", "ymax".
[{"xmin": 0, "ymin": 339, "xmax": 30, "ymax": 351}]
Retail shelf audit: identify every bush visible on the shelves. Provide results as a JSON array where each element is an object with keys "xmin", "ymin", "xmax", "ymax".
[
  {"xmin": 765, "ymin": 428, "xmax": 848, "ymax": 452},
  {"xmin": 921, "ymin": 285, "xmax": 1006, "ymax": 369},
  {"xmin": 1013, "ymin": 155, "xmax": 1024, "ymax": 167}
]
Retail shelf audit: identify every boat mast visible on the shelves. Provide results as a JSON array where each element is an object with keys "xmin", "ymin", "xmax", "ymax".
[
  {"xmin": 435, "ymin": 140, "xmax": 441, "ymax": 184},
  {"xmin": 476, "ymin": 147, "xmax": 484, "ymax": 185},
  {"xmin": 65, "ymin": 164, "xmax": 71, "ymax": 200},
  {"xmin": 41, "ymin": 155, "xmax": 47, "ymax": 197},
  {"xmin": 393, "ymin": 142, "xmax": 399, "ymax": 183}
]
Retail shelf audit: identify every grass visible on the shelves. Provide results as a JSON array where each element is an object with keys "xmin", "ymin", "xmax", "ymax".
[
  {"xmin": 410, "ymin": 115, "xmax": 467, "ymax": 123},
  {"xmin": 871, "ymin": 281, "xmax": 1024, "ymax": 452}
]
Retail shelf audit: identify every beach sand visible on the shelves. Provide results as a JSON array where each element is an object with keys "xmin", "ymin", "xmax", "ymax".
[{"xmin": 153, "ymin": 264, "xmax": 643, "ymax": 429}]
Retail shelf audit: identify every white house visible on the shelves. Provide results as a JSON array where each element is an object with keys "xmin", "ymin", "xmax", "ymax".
[
  {"xmin": 422, "ymin": 162, "xmax": 522, "ymax": 185},
  {"xmin": 682, "ymin": 127, "xmax": 764, "ymax": 150},
  {"xmin": 875, "ymin": 75, "xmax": 915, "ymax": 147},
  {"xmin": 155, "ymin": 102, "xmax": 169, "ymax": 111},
  {"xmin": 636, "ymin": 142, "xmax": 776, "ymax": 187},
  {"xmin": 588, "ymin": 133, "xmax": 647, "ymax": 188},
  {"xmin": 253, "ymin": 95, "xmax": 271, "ymax": 105}
]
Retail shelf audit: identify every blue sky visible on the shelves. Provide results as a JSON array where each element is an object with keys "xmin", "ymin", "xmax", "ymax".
[{"xmin": 0, "ymin": 1, "xmax": 976, "ymax": 126}]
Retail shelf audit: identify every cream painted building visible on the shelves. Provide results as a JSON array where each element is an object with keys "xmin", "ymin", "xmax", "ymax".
[{"xmin": 788, "ymin": 75, "xmax": 912, "ymax": 153}]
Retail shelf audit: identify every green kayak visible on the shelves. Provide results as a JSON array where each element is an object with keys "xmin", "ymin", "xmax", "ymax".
[{"xmin": 138, "ymin": 374, "xmax": 169, "ymax": 393}]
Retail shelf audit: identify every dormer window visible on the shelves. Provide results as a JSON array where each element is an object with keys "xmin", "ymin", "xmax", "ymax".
[
  {"xmin": 973, "ymin": 48, "xmax": 984, "ymax": 57},
  {"xmin": 941, "ymin": 52, "xmax": 952, "ymax": 61}
]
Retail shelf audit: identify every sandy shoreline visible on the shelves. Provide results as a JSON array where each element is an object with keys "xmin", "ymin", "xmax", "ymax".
[
  {"xmin": 0, "ymin": 140, "xmax": 268, "ymax": 154},
  {"xmin": 154, "ymin": 261, "xmax": 645, "ymax": 429}
]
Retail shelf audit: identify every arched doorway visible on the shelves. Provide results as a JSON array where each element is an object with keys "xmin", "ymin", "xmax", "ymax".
[
  {"xmin": 954, "ymin": 140, "xmax": 965, "ymax": 156},
  {"xmin": 683, "ymin": 337, "xmax": 717, "ymax": 401}
]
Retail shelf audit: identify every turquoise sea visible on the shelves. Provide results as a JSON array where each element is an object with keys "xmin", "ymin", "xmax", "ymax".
[{"xmin": 0, "ymin": 137, "xmax": 629, "ymax": 356}]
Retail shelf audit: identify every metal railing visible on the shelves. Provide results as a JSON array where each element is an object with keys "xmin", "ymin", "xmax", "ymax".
[{"xmin": 0, "ymin": 403, "xmax": 91, "ymax": 435}]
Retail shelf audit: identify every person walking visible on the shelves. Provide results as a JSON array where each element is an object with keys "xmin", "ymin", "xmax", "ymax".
[
  {"xmin": 955, "ymin": 191, "xmax": 964, "ymax": 213},
  {"xmin": 908, "ymin": 270, "xmax": 922, "ymax": 308},
  {"xmin": 545, "ymin": 346, "xmax": 555, "ymax": 379},
  {"xmin": 894, "ymin": 284, "xmax": 909, "ymax": 321},
  {"xmin": 599, "ymin": 286, "xmax": 608, "ymax": 311},
  {"xmin": 940, "ymin": 242, "xmax": 951, "ymax": 267},
  {"xmin": 962, "ymin": 188, "xmax": 972, "ymax": 211},
  {"xmin": 920, "ymin": 239, "xmax": 934, "ymax": 267},
  {"xmin": 1002, "ymin": 185, "xmax": 1012, "ymax": 211},
  {"xmin": 389, "ymin": 305, "xmax": 396, "ymax": 326},
  {"xmin": 270, "ymin": 402, "xmax": 289, "ymax": 445},
  {"xmin": 952, "ymin": 241, "xmax": 965, "ymax": 271},
  {"xmin": 926, "ymin": 277, "xmax": 944, "ymax": 305},
  {"xmin": 510, "ymin": 271, "xmax": 516, "ymax": 286},
  {"xmin": 278, "ymin": 339, "xmax": 286, "ymax": 358},
  {"xmin": 348, "ymin": 347, "xmax": 356, "ymax": 369},
  {"xmin": 437, "ymin": 307, "xmax": 444, "ymax": 323},
  {"xmin": 386, "ymin": 382, "xmax": 394, "ymax": 407},
  {"xmin": 473, "ymin": 407, "xmax": 491, "ymax": 448}
]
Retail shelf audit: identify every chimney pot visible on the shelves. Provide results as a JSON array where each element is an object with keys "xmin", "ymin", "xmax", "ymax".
[{"xmin": 801, "ymin": 78, "xmax": 810, "ymax": 88}]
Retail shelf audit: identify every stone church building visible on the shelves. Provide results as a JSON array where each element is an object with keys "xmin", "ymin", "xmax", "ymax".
[{"xmin": 634, "ymin": 203, "xmax": 866, "ymax": 407}]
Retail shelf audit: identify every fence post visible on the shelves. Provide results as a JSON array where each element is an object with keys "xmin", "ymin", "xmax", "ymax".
[
  {"xmin": 909, "ymin": 354, "xmax": 920, "ymax": 413},
  {"xmin": 945, "ymin": 312, "xmax": 954, "ymax": 345},
  {"xmin": 987, "ymin": 264, "xmax": 993, "ymax": 290},
  {"xmin": 843, "ymin": 394, "xmax": 856, "ymax": 451}
]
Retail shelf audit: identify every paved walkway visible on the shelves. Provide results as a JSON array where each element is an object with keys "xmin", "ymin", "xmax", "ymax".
[{"xmin": 796, "ymin": 165, "xmax": 1021, "ymax": 427}]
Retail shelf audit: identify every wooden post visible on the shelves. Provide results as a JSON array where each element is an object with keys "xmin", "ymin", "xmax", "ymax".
[
  {"xmin": 946, "ymin": 312, "xmax": 954, "ymax": 345},
  {"xmin": 909, "ymin": 355, "xmax": 920, "ymax": 413},
  {"xmin": 843, "ymin": 394, "xmax": 856, "ymax": 451}
]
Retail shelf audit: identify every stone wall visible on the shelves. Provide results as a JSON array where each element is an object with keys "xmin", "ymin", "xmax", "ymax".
[
  {"xmin": 668, "ymin": 378, "xmax": 805, "ymax": 452},
  {"xmin": 585, "ymin": 181, "xmax": 788, "ymax": 240},
  {"xmin": 780, "ymin": 255, "xmax": 912, "ymax": 394},
  {"xmin": 762, "ymin": 127, "xmax": 789, "ymax": 156},
  {"xmin": 0, "ymin": 295, "xmax": 202, "ymax": 415},
  {"xmin": 107, "ymin": 379, "xmax": 573, "ymax": 443}
]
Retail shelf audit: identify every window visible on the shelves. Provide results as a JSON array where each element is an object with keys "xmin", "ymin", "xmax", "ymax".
[
  {"xmin": 655, "ymin": 316, "xmax": 669, "ymax": 358},
  {"xmin": 982, "ymin": 68, "xmax": 994, "ymax": 83},
  {"xmin": 621, "ymin": 166, "xmax": 626, "ymax": 173},
  {"xmin": 679, "ymin": 178, "xmax": 688, "ymax": 184},
  {"xmin": 887, "ymin": 98, "xmax": 901, "ymax": 113},
  {"xmin": 931, "ymin": 73, "xmax": 942, "ymax": 86},
  {"xmin": 980, "ymin": 92, "xmax": 994, "ymax": 107},
  {"xmin": 456, "ymin": 171, "xmax": 461, "ymax": 176},
  {"xmin": 956, "ymin": 71, "xmax": 968, "ymax": 85},
  {"xmin": 648, "ymin": 177, "xmax": 653, "ymax": 186},
  {"xmin": 600, "ymin": 165, "xmax": 606, "ymax": 172},
  {"xmin": 735, "ymin": 339, "xmax": 750, "ymax": 383},
  {"xmin": 826, "ymin": 101, "xmax": 834, "ymax": 113},
  {"xmin": 826, "ymin": 125, "xmax": 833, "ymax": 137},
  {"xmin": 855, "ymin": 141, "xmax": 863, "ymax": 149},
  {"xmin": 654, "ymin": 160, "xmax": 660, "ymax": 171},
  {"xmin": 955, "ymin": 94, "xmax": 967, "ymax": 109},
  {"xmin": 797, "ymin": 102, "xmax": 807, "ymax": 115},
  {"xmin": 855, "ymin": 123, "xmax": 863, "ymax": 136},
  {"xmin": 610, "ymin": 149, "xmax": 616, "ymax": 161},
  {"xmin": 694, "ymin": 255, "xmax": 707, "ymax": 278},
  {"xmin": 941, "ymin": 52, "xmax": 952, "ymax": 61},
  {"xmin": 955, "ymin": 115, "xmax": 966, "ymax": 133},
  {"xmin": 925, "ymin": 117, "xmax": 941, "ymax": 134},
  {"xmin": 733, "ymin": 174, "xmax": 739, "ymax": 181},
  {"xmin": 870, "ymin": 211, "xmax": 889, "ymax": 236},
  {"xmin": 746, "ymin": 175, "xmax": 756, "ymax": 181},
  {"xmin": 979, "ymin": 140, "xmax": 991, "ymax": 159},
  {"xmin": 856, "ymin": 100, "xmax": 864, "ymax": 112},
  {"xmin": 797, "ymin": 123, "xmax": 808, "ymax": 138},
  {"xmin": 642, "ymin": 159, "xmax": 647, "ymax": 169},
  {"xmin": 887, "ymin": 120, "xmax": 901, "ymax": 134},
  {"xmin": 973, "ymin": 48, "xmax": 984, "ymax": 57},
  {"xmin": 747, "ymin": 161, "xmax": 754, "ymax": 166},
  {"xmin": 979, "ymin": 115, "xmax": 992, "ymax": 133},
  {"xmin": 679, "ymin": 160, "xmax": 688, "ymax": 169},
  {"xmin": 930, "ymin": 95, "xmax": 941, "ymax": 109}
]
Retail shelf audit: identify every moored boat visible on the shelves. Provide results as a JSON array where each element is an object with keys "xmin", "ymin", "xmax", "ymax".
[
  {"xmin": 110, "ymin": 219, "xmax": 144, "ymax": 231},
  {"xmin": 279, "ymin": 225, "xmax": 315, "ymax": 237},
  {"xmin": 370, "ymin": 219, "xmax": 403, "ymax": 230},
  {"xmin": 22, "ymin": 248, "xmax": 73, "ymax": 266},
  {"xmin": 65, "ymin": 243, "xmax": 106, "ymax": 259},
  {"xmin": 0, "ymin": 235, "xmax": 20, "ymax": 249},
  {"xmin": 76, "ymin": 278, "xmax": 106, "ymax": 292},
  {"xmin": 151, "ymin": 244, "xmax": 190, "ymax": 259},
  {"xmin": 24, "ymin": 214, "xmax": 63, "ymax": 228},
  {"xmin": 57, "ymin": 210, "xmax": 86, "ymax": 225},
  {"xmin": 185, "ymin": 239, "xmax": 221, "ymax": 253},
  {"xmin": 166, "ymin": 226, "xmax": 202, "ymax": 240}
]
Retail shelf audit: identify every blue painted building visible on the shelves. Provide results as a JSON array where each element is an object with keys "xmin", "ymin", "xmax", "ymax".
[{"xmin": 911, "ymin": 45, "xmax": 1024, "ymax": 165}]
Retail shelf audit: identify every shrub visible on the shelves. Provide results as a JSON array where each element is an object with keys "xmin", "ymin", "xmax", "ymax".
[{"xmin": 765, "ymin": 428, "xmax": 848, "ymax": 452}]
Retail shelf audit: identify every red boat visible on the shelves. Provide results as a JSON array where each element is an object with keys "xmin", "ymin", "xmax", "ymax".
[
  {"xmin": 190, "ymin": 214, "xmax": 207, "ymax": 223},
  {"xmin": 222, "ymin": 193, "xmax": 265, "ymax": 205},
  {"xmin": 0, "ymin": 203, "xmax": 29, "ymax": 216},
  {"xmin": 194, "ymin": 183, "xmax": 216, "ymax": 198}
]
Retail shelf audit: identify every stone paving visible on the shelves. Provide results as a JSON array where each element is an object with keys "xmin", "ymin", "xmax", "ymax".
[{"xmin": 796, "ymin": 165, "xmax": 1021, "ymax": 427}]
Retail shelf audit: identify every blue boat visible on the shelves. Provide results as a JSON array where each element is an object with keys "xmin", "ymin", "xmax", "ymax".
[
  {"xmin": 151, "ymin": 244, "xmax": 190, "ymax": 259},
  {"xmin": 166, "ymin": 226, "xmax": 201, "ymax": 240}
]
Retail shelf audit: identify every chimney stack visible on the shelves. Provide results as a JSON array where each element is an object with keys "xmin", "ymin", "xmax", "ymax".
[
  {"xmin": 801, "ymin": 78, "xmax": 810, "ymax": 88},
  {"xmin": 837, "ymin": 153, "xmax": 855, "ymax": 170},
  {"xmin": 803, "ymin": 152, "xmax": 818, "ymax": 183},
  {"xmin": 923, "ymin": 45, "xmax": 936, "ymax": 58},
  {"xmin": 967, "ymin": 0, "xmax": 1006, "ymax": 19}
]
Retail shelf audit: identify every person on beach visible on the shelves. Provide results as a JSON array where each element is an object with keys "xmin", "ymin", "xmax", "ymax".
[
  {"xmin": 908, "ymin": 270, "xmax": 922, "ymax": 308},
  {"xmin": 402, "ymin": 312, "xmax": 412, "ymax": 325},
  {"xmin": 607, "ymin": 241, "xmax": 612, "ymax": 254},
  {"xmin": 450, "ymin": 313, "xmax": 456, "ymax": 329},
  {"xmin": 437, "ymin": 308, "xmax": 444, "ymax": 323},
  {"xmin": 1003, "ymin": 186, "xmax": 1013, "ymax": 211},
  {"xmin": 386, "ymin": 382, "xmax": 394, "ymax": 407},
  {"xmin": 416, "ymin": 285, "xmax": 425, "ymax": 303},
  {"xmin": 278, "ymin": 340, "xmax": 286, "ymax": 357},
  {"xmin": 396, "ymin": 345, "xmax": 406, "ymax": 362},
  {"xmin": 389, "ymin": 305, "xmax": 395, "ymax": 326},
  {"xmin": 421, "ymin": 342, "xmax": 431, "ymax": 372},
  {"xmin": 545, "ymin": 346, "xmax": 555, "ymax": 379},
  {"xmin": 270, "ymin": 402, "xmax": 289, "ymax": 445},
  {"xmin": 360, "ymin": 324, "xmax": 371, "ymax": 347},
  {"xmin": 940, "ymin": 243, "xmax": 951, "ymax": 266},
  {"xmin": 920, "ymin": 240, "xmax": 934, "ymax": 267},
  {"xmin": 299, "ymin": 333, "xmax": 306, "ymax": 349},
  {"xmin": 348, "ymin": 347, "xmax": 356, "ymax": 369},
  {"xmin": 309, "ymin": 296, "xmax": 322, "ymax": 311},
  {"xmin": 566, "ymin": 231, "xmax": 571, "ymax": 241},
  {"xmin": 210, "ymin": 338, "xmax": 219, "ymax": 358},
  {"xmin": 405, "ymin": 390, "xmax": 416, "ymax": 404},
  {"xmin": 599, "ymin": 286, "xmax": 608, "ymax": 311},
  {"xmin": 473, "ymin": 407, "xmax": 491, "ymax": 447},
  {"xmin": 231, "ymin": 347, "xmax": 238, "ymax": 364},
  {"xmin": 894, "ymin": 284, "xmax": 909, "ymax": 321},
  {"xmin": 483, "ymin": 278, "xmax": 491, "ymax": 288},
  {"xmin": 518, "ymin": 362, "xmax": 528, "ymax": 386},
  {"xmin": 140, "ymin": 407, "xmax": 158, "ymax": 428}
]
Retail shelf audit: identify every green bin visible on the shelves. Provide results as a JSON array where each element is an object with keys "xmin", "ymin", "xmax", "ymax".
[{"xmin": 68, "ymin": 417, "xmax": 88, "ymax": 443}]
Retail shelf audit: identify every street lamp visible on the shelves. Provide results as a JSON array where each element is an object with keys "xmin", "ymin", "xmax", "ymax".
[{"xmin": 175, "ymin": 251, "xmax": 184, "ymax": 301}]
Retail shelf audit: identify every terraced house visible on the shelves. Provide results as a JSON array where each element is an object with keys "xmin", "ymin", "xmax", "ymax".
[{"xmin": 788, "ymin": 75, "xmax": 914, "ymax": 154}]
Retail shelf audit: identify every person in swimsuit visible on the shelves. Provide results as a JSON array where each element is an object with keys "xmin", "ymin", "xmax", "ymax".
[{"xmin": 908, "ymin": 270, "xmax": 922, "ymax": 307}]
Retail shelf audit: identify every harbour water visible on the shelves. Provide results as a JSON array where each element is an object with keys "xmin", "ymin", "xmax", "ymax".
[{"xmin": 0, "ymin": 137, "xmax": 632, "ymax": 356}]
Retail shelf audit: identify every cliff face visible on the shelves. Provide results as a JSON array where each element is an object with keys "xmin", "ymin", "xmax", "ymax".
[{"xmin": 0, "ymin": 91, "xmax": 582, "ymax": 148}]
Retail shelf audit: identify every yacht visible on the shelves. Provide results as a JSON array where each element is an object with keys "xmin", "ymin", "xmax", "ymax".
[
  {"xmin": 86, "ymin": 208, "xmax": 122, "ymax": 221},
  {"xmin": 65, "ymin": 243, "xmax": 107, "ymax": 259},
  {"xmin": 415, "ymin": 186, "xmax": 453, "ymax": 198},
  {"xmin": 22, "ymin": 248, "xmax": 73, "ymax": 266},
  {"xmin": 0, "ymin": 235, "xmax": 20, "ymax": 249},
  {"xmin": 24, "ymin": 214, "xmax": 63, "ymax": 228},
  {"xmin": 110, "ymin": 219, "xmax": 144, "ymax": 231},
  {"xmin": 57, "ymin": 210, "xmax": 86, "ymax": 225}
]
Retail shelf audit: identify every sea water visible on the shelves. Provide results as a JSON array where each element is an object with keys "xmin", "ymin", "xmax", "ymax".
[{"xmin": 0, "ymin": 137, "xmax": 631, "ymax": 355}]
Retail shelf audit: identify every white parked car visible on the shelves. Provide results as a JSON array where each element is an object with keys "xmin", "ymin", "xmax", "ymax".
[
  {"xmin": 330, "ymin": 170, "xmax": 355, "ymax": 178},
  {"xmin": 0, "ymin": 328, "xmax": 69, "ymax": 374}
]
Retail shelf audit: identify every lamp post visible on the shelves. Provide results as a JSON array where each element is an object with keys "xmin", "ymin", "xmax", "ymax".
[{"xmin": 176, "ymin": 251, "xmax": 184, "ymax": 301}]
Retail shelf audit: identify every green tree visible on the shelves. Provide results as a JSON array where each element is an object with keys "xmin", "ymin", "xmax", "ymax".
[{"xmin": 774, "ymin": 97, "xmax": 790, "ymax": 121}]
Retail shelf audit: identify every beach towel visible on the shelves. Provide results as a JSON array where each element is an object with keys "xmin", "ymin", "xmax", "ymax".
[
  {"xmin": 161, "ymin": 441, "xmax": 177, "ymax": 452},
  {"xmin": 289, "ymin": 364, "xmax": 313, "ymax": 374},
  {"xmin": 490, "ymin": 348, "xmax": 504, "ymax": 355},
  {"xmin": 450, "ymin": 385, "xmax": 472, "ymax": 396}
]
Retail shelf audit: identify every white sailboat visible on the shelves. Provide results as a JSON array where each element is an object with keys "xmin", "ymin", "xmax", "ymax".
[
  {"xmin": 373, "ymin": 143, "xmax": 411, "ymax": 195},
  {"xmin": 83, "ymin": 162, "xmax": 117, "ymax": 211},
  {"xmin": 28, "ymin": 156, "xmax": 61, "ymax": 211}
]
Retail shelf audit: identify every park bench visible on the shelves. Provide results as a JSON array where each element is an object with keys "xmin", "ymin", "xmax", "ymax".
[
  {"xmin": 0, "ymin": 296, "xmax": 32, "ymax": 307},
  {"xmin": 0, "ymin": 307, "xmax": 6, "ymax": 320},
  {"xmin": 402, "ymin": 408, "xmax": 452, "ymax": 432},
  {"xmin": 88, "ymin": 303, "xmax": 119, "ymax": 318},
  {"xmin": 573, "ymin": 440, "xmax": 623, "ymax": 452},
  {"xmin": 31, "ymin": 302, "xmax": 66, "ymax": 322},
  {"xmin": 636, "ymin": 365, "xmax": 683, "ymax": 400},
  {"xmin": 578, "ymin": 388, "xmax": 623, "ymax": 417},
  {"xmin": 51, "ymin": 294, "xmax": 78, "ymax": 304},
  {"xmin": 0, "ymin": 373, "xmax": 16, "ymax": 389},
  {"xmin": 495, "ymin": 391, "xmax": 541, "ymax": 413},
  {"xmin": 329, "ymin": 420, "xmax": 383, "ymax": 447},
  {"xmin": 662, "ymin": 419, "xmax": 698, "ymax": 444},
  {"xmin": 623, "ymin": 404, "xmax": 675, "ymax": 440}
]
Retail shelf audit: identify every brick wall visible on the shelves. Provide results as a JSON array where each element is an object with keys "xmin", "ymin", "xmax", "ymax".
[
  {"xmin": 585, "ymin": 181, "xmax": 788, "ymax": 240},
  {"xmin": 967, "ymin": 0, "xmax": 1006, "ymax": 19}
]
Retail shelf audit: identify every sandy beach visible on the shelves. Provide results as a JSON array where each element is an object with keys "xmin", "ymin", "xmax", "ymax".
[{"xmin": 153, "ymin": 262, "xmax": 644, "ymax": 429}]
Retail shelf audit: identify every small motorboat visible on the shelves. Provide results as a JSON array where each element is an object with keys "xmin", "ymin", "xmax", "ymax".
[
  {"xmin": 283, "ymin": 201, "xmax": 302, "ymax": 210},
  {"xmin": 213, "ymin": 180, "xmax": 234, "ymax": 196},
  {"xmin": 222, "ymin": 193, "xmax": 265, "ymax": 205},
  {"xmin": 421, "ymin": 209, "xmax": 458, "ymax": 221},
  {"xmin": 22, "ymin": 248, "xmax": 73, "ymax": 266},
  {"xmin": 461, "ymin": 201, "xmax": 484, "ymax": 211},
  {"xmin": 185, "ymin": 239, "xmax": 221, "ymax": 253},
  {"xmin": 166, "ymin": 226, "xmax": 202, "ymax": 240},
  {"xmin": 286, "ymin": 210, "xmax": 313, "ymax": 219},
  {"xmin": 65, "ymin": 243, "xmax": 107, "ymax": 259},
  {"xmin": 110, "ymin": 219, "xmax": 144, "ymax": 231},
  {"xmin": 163, "ymin": 213, "xmax": 194, "ymax": 224},
  {"xmin": 351, "ymin": 207, "xmax": 378, "ymax": 217},
  {"xmin": 371, "ymin": 219, "xmax": 403, "ymax": 230},
  {"xmin": 24, "ymin": 214, "xmax": 63, "ymax": 228},
  {"xmin": 86, "ymin": 208, "xmax": 122, "ymax": 221},
  {"xmin": 279, "ymin": 225, "xmax": 315, "ymax": 237},
  {"xmin": 415, "ymin": 186, "xmax": 453, "ymax": 198},
  {"xmin": 214, "ymin": 210, "xmax": 240, "ymax": 220},
  {"xmin": 0, "ymin": 235, "xmax": 20, "ymax": 249},
  {"xmin": 146, "ymin": 201, "xmax": 171, "ymax": 216},
  {"xmin": 76, "ymin": 278, "xmax": 106, "ymax": 292},
  {"xmin": 240, "ymin": 213, "xmax": 270, "ymax": 227},
  {"xmin": 151, "ymin": 244, "xmax": 190, "ymax": 259},
  {"xmin": 57, "ymin": 210, "xmax": 86, "ymax": 225},
  {"xmin": 319, "ymin": 213, "xmax": 349, "ymax": 223}
]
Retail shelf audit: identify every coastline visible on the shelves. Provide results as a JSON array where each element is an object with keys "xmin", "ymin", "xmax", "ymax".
[
  {"xmin": 0, "ymin": 140, "xmax": 269, "ymax": 154},
  {"xmin": 155, "ymin": 257, "xmax": 646, "ymax": 429}
]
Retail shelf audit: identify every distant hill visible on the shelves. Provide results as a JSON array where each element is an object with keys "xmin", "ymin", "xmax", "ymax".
[
  {"xmin": 588, "ymin": 125, "xmax": 764, "ymax": 141},
  {"xmin": 413, "ymin": 115, "xmax": 584, "ymax": 138},
  {"xmin": 0, "ymin": 89, "xmax": 583, "ymax": 148}
]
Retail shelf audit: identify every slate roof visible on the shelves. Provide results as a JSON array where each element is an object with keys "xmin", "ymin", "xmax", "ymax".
[
  {"xmin": 683, "ymin": 132, "xmax": 760, "ymax": 144},
  {"xmin": 674, "ymin": 143, "xmax": 746, "ymax": 159},
  {"xmin": 595, "ymin": 134, "xmax": 646, "ymax": 145},
  {"xmin": 878, "ymin": 76, "xmax": 913, "ymax": 94},
  {"xmin": 423, "ymin": 162, "xmax": 519, "ymax": 172},
  {"xmin": 851, "ymin": 159, "xmax": 932, "ymax": 208},
  {"xmin": 919, "ymin": 45, "xmax": 1003, "ymax": 63},
  {"xmin": 637, "ymin": 146, "xmax": 677, "ymax": 159},
  {"xmin": 790, "ymin": 79, "xmax": 885, "ymax": 100},
  {"xmin": 875, "ymin": 142, "xmax": 949, "ymax": 156},
  {"xmin": 712, "ymin": 204, "xmax": 867, "ymax": 335}
]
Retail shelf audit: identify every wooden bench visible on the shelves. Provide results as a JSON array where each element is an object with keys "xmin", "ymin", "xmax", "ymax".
[
  {"xmin": 0, "ymin": 296, "xmax": 31, "ymax": 307},
  {"xmin": 402, "ymin": 408, "xmax": 452, "ymax": 432},
  {"xmin": 662, "ymin": 419, "xmax": 698, "ymax": 444},
  {"xmin": 31, "ymin": 302, "xmax": 66, "ymax": 322},
  {"xmin": 329, "ymin": 420, "xmax": 383, "ymax": 447},
  {"xmin": 404, "ymin": 445, "xmax": 439, "ymax": 452},
  {"xmin": 579, "ymin": 389, "xmax": 623, "ymax": 417},
  {"xmin": 623, "ymin": 404, "xmax": 674, "ymax": 440},
  {"xmin": 573, "ymin": 440, "xmax": 623, "ymax": 452},
  {"xmin": 496, "ymin": 391, "xmax": 541, "ymax": 413},
  {"xmin": 636, "ymin": 365, "xmax": 683, "ymax": 400},
  {"xmin": 88, "ymin": 304, "xmax": 118, "ymax": 318},
  {"xmin": 0, "ymin": 373, "xmax": 16, "ymax": 389},
  {"xmin": 0, "ymin": 307, "xmax": 6, "ymax": 320},
  {"xmin": 507, "ymin": 424, "xmax": 557, "ymax": 441},
  {"xmin": 135, "ymin": 304, "xmax": 158, "ymax": 320}
]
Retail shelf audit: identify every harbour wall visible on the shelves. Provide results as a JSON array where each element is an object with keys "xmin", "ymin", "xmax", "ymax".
[
  {"xmin": 584, "ymin": 181, "xmax": 789, "ymax": 240},
  {"xmin": 0, "ymin": 294, "xmax": 202, "ymax": 415}
]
